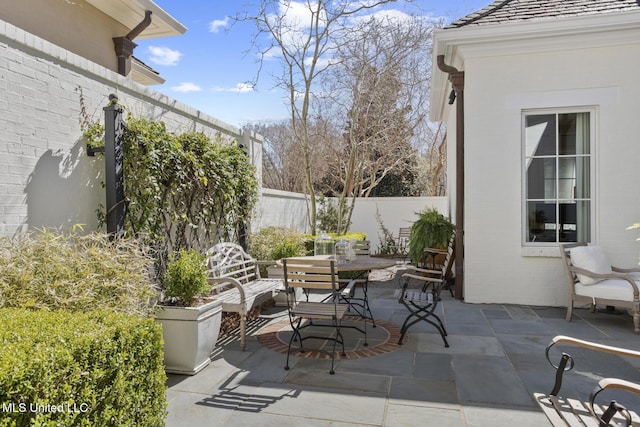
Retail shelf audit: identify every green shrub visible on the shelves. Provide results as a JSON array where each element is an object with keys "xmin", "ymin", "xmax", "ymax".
[
  {"xmin": 164, "ymin": 249, "xmax": 210, "ymax": 306},
  {"xmin": 86, "ymin": 116, "xmax": 259, "ymax": 284},
  {"xmin": 0, "ymin": 229, "xmax": 157, "ymax": 317},
  {"xmin": 249, "ymin": 227, "xmax": 306, "ymax": 260},
  {"xmin": 0, "ymin": 309, "xmax": 166, "ymax": 426},
  {"xmin": 249, "ymin": 227, "xmax": 306, "ymax": 277}
]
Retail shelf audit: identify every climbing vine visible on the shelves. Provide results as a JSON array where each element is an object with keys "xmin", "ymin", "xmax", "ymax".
[{"xmin": 85, "ymin": 114, "xmax": 258, "ymax": 265}]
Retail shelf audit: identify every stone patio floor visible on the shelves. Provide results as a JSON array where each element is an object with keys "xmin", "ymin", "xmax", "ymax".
[{"xmin": 165, "ymin": 269, "xmax": 640, "ymax": 426}]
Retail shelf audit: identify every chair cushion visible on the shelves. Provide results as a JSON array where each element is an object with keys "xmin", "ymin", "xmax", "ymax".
[
  {"xmin": 575, "ymin": 279, "xmax": 636, "ymax": 302},
  {"xmin": 570, "ymin": 246, "xmax": 612, "ymax": 285}
]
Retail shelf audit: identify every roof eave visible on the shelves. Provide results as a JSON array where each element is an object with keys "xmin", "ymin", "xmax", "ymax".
[
  {"xmin": 86, "ymin": 0, "xmax": 187, "ymax": 39},
  {"xmin": 131, "ymin": 57, "xmax": 165, "ymax": 86}
]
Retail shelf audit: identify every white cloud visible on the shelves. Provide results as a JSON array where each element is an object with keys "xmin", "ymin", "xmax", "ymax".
[
  {"xmin": 209, "ymin": 17, "xmax": 229, "ymax": 33},
  {"xmin": 266, "ymin": 2, "xmax": 328, "ymax": 52},
  {"xmin": 230, "ymin": 83, "xmax": 254, "ymax": 93},
  {"xmin": 147, "ymin": 46, "xmax": 183, "ymax": 66},
  {"xmin": 170, "ymin": 82, "xmax": 202, "ymax": 93},
  {"xmin": 211, "ymin": 83, "xmax": 254, "ymax": 94}
]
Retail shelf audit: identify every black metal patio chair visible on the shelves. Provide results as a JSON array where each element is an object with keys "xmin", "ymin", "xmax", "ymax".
[{"xmin": 394, "ymin": 232, "xmax": 455, "ymax": 347}]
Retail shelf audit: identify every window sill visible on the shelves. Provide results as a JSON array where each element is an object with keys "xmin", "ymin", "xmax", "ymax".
[{"xmin": 521, "ymin": 246, "xmax": 561, "ymax": 257}]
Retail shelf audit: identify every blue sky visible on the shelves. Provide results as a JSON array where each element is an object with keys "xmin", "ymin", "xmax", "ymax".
[{"xmin": 136, "ymin": 0, "xmax": 491, "ymax": 128}]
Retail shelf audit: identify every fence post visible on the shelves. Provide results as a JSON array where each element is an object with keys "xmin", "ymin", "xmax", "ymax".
[{"xmin": 104, "ymin": 94, "xmax": 126, "ymax": 237}]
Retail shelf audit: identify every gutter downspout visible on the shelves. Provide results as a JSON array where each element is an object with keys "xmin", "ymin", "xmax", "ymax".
[
  {"xmin": 113, "ymin": 10, "xmax": 152, "ymax": 77},
  {"xmin": 437, "ymin": 55, "xmax": 465, "ymax": 300}
]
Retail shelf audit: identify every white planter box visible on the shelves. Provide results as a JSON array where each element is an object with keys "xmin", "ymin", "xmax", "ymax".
[{"xmin": 155, "ymin": 298, "xmax": 222, "ymax": 375}]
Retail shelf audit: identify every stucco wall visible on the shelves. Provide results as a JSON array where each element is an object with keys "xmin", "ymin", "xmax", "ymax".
[
  {"xmin": 252, "ymin": 188, "xmax": 310, "ymax": 234},
  {"xmin": 0, "ymin": 18, "xmax": 262, "ymax": 236},
  {"xmin": 460, "ymin": 39, "xmax": 640, "ymax": 306},
  {"xmin": 252, "ymin": 191, "xmax": 449, "ymax": 255},
  {"xmin": 350, "ymin": 197, "xmax": 448, "ymax": 253}
]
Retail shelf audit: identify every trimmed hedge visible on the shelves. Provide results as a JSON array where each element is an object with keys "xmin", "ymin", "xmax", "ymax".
[{"xmin": 0, "ymin": 309, "xmax": 166, "ymax": 426}]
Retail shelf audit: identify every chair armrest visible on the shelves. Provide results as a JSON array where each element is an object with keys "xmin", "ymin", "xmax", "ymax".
[
  {"xmin": 423, "ymin": 248, "xmax": 447, "ymax": 255},
  {"xmin": 550, "ymin": 335, "xmax": 640, "ymax": 359},
  {"xmin": 598, "ymin": 378, "xmax": 640, "ymax": 394},
  {"xmin": 590, "ymin": 378, "xmax": 639, "ymax": 427},
  {"xmin": 208, "ymin": 277, "xmax": 246, "ymax": 304},
  {"xmin": 401, "ymin": 266, "xmax": 446, "ymax": 285},
  {"xmin": 568, "ymin": 266, "xmax": 630, "ymax": 281},
  {"xmin": 341, "ymin": 279, "xmax": 357, "ymax": 297},
  {"xmin": 613, "ymin": 266, "xmax": 640, "ymax": 274},
  {"xmin": 402, "ymin": 272, "xmax": 444, "ymax": 284}
]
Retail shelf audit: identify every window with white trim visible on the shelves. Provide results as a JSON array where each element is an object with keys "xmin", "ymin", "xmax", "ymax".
[{"xmin": 523, "ymin": 109, "xmax": 593, "ymax": 244}]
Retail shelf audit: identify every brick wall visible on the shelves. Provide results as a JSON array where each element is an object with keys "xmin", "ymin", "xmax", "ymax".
[{"xmin": 0, "ymin": 18, "xmax": 262, "ymax": 236}]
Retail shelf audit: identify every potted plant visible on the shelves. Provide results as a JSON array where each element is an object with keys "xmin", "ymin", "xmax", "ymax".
[
  {"xmin": 408, "ymin": 208, "xmax": 455, "ymax": 265},
  {"xmin": 154, "ymin": 248, "xmax": 222, "ymax": 375}
]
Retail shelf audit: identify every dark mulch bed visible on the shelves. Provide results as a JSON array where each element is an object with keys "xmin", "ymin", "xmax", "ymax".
[{"xmin": 218, "ymin": 299, "xmax": 276, "ymax": 339}]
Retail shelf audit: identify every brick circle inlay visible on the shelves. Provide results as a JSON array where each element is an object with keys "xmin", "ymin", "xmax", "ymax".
[{"xmin": 257, "ymin": 316, "xmax": 407, "ymax": 360}]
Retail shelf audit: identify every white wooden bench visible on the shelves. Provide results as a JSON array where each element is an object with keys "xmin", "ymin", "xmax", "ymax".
[{"xmin": 206, "ymin": 242, "xmax": 283, "ymax": 351}]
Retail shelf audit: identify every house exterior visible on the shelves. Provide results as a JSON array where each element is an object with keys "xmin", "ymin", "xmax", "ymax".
[{"xmin": 430, "ymin": 0, "xmax": 640, "ymax": 306}]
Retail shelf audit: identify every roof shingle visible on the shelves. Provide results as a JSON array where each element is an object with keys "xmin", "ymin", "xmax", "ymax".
[{"xmin": 447, "ymin": 0, "xmax": 640, "ymax": 28}]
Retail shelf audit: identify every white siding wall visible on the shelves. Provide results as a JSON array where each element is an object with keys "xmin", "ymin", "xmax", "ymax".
[
  {"xmin": 462, "ymin": 43, "xmax": 640, "ymax": 306},
  {"xmin": 0, "ymin": 19, "xmax": 262, "ymax": 236}
]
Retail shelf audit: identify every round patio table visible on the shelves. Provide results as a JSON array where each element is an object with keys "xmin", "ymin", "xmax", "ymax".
[
  {"xmin": 287, "ymin": 255, "xmax": 397, "ymax": 272},
  {"xmin": 335, "ymin": 256, "xmax": 397, "ymax": 272}
]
